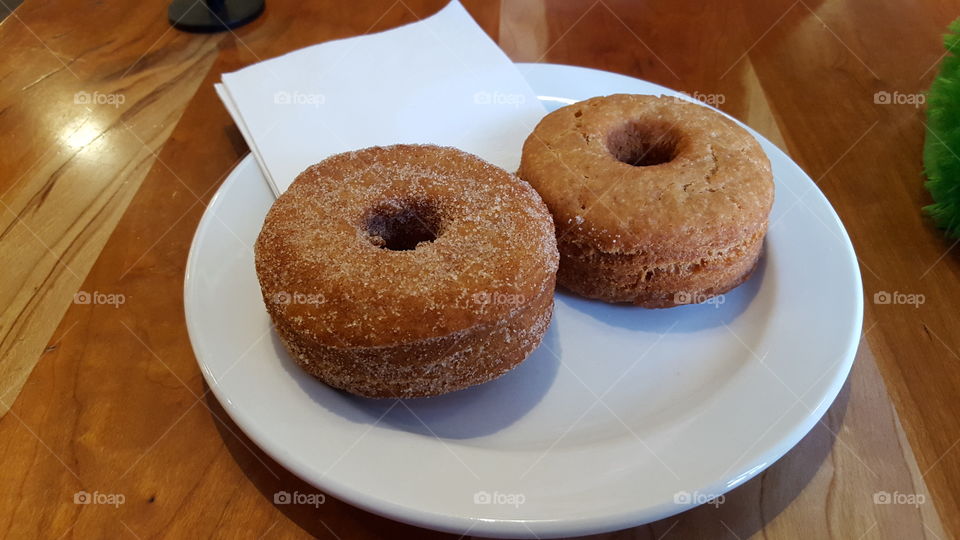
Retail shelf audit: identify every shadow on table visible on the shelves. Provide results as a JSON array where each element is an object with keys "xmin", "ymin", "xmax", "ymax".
[
  {"xmin": 204, "ymin": 386, "xmax": 451, "ymax": 539},
  {"xmin": 207, "ymin": 374, "xmax": 849, "ymax": 539}
]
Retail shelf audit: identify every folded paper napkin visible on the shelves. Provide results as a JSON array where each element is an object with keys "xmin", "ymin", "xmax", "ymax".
[{"xmin": 216, "ymin": 0, "xmax": 547, "ymax": 196}]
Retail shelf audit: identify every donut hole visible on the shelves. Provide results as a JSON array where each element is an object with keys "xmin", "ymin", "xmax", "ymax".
[
  {"xmin": 365, "ymin": 199, "xmax": 441, "ymax": 251},
  {"xmin": 606, "ymin": 121, "xmax": 682, "ymax": 167}
]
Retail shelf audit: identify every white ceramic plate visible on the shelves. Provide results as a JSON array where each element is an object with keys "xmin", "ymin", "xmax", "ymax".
[{"xmin": 184, "ymin": 63, "xmax": 862, "ymax": 538}]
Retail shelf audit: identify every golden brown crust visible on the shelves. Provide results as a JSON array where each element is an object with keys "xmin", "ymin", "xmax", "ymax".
[
  {"xmin": 518, "ymin": 94, "xmax": 774, "ymax": 307},
  {"xmin": 557, "ymin": 228, "xmax": 765, "ymax": 308},
  {"xmin": 276, "ymin": 284, "xmax": 555, "ymax": 398},
  {"xmin": 255, "ymin": 144, "xmax": 559, "ymax": 397}
]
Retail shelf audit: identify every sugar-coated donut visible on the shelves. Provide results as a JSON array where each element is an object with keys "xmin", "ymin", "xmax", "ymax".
[
  {"xmin": 518, "ymin": 94, "xmax": 774, "ymax": 308},
  {"xmin": 255, "ymin": 144, "xmax": 559, "ymax": 398}
]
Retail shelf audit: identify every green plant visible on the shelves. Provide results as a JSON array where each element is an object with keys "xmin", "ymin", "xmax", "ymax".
[{"xmin": 923, "ymin": 18, "xmax": 960, "ymax": 238}]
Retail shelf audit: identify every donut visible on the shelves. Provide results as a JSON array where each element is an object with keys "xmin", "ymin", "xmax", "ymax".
[
  {"xmin": 518, "ymin": 94, "xmax": 774, "ymax": 308},
  {"xmin": 254, "ymin": 144, "xmax": 559, "ymax": 398}
]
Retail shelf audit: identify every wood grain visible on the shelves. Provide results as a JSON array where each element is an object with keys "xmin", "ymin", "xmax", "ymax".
[
  {"xmin": 733, "ymin": 1, "xmax": 960, "ymax": 536},
  {"xmin": 0, "ymin": 0, "xmax": 955, "ymax": 538},
  {"xmin": 0, "ymin": 0, "xmax": 220, "ymax": 416}
]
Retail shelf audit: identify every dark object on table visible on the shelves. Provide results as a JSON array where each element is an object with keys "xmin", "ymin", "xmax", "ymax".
[{"xmin": 168, "ymin": 0, "xmax": 264, "ymax": 33}]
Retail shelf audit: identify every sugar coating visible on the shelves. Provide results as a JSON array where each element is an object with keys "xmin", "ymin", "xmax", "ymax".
[{"xmin": 255, "ymin": 144, "xmax": 559, "ymax": 397}]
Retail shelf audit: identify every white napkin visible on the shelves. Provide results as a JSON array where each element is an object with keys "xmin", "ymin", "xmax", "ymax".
[{"xmin": 215, "ymin": 0, "xmax": 547, "ymax": 196}]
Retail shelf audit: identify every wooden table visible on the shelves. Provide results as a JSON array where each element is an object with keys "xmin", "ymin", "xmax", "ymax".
[{"xmin": 0, "ymin": 0, "xmax": 955, "ymax": 537}]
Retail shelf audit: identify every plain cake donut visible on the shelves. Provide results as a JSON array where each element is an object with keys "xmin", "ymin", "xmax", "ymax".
[
  {"xmin": 518, "ymin": 94, "xmax": 774, "ymax": 307},
  {"xmin": 255, "ymin": 144, "xmax": 559, "ymax": 398}
]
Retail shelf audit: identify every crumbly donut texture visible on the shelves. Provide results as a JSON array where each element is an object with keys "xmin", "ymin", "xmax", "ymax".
[
  {"xmin": 518, "ymin": 94, "xmax": 774, "ymax": 307},
  {"xmin": 255, "ymin": 144, "xmax": 559, "ymax": 398}
]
